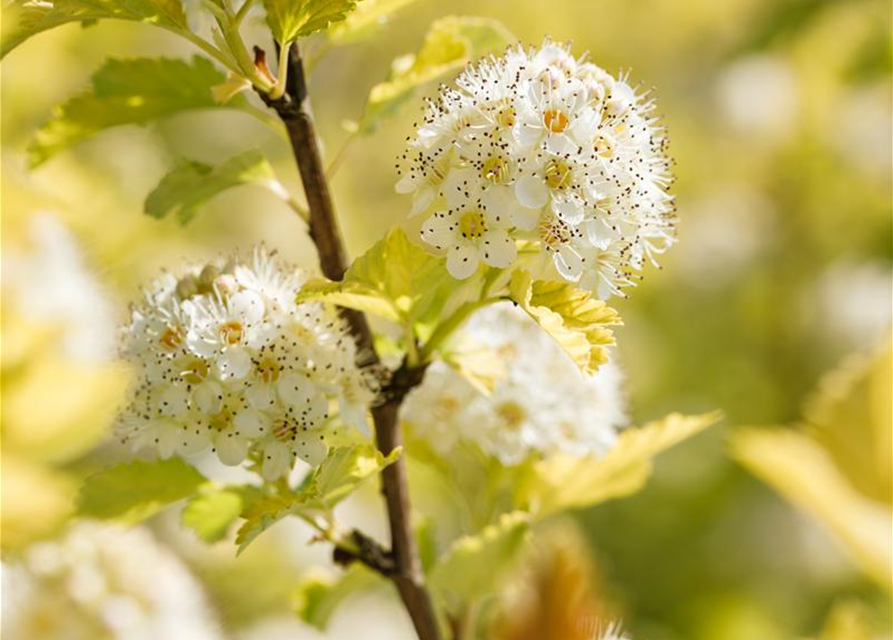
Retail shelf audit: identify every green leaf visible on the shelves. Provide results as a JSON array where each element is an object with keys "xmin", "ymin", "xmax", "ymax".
[
  {"xmin": 235, "ymin": 444, "xmax": 399, "ymax": 553},
  {"xmin": 145, "ymin": 149, "xmax": 283, "ymax": 224},
  {"xmin": 294, "ymin": 565, "xmax": 382, "ymax": 630},
  {"xmin": 262, "ymin": 0, "xmax": 360, "ymax": 44},
  {"xmin": 429, "ymin": 511, "xmax": 529, "ymax": 604},
  {"xmin": 297, "ymin": 227, "xmax": 458, "ymax": 325},
  {"xmin": 28, "ymin": 56, "xmax": 236, "ymax": 167},
  {"xmin": 519, "ymin": 412, "xmax": 720, "ymax": 518},
  {"xmin": 509, "ymin": 270, "xmax": 621, "ymax": 375},
  {"xmin": 181, "ymin": 487, "xmax": 245, "ymax": 543},
  {"xmin": 356, "ymin": 15, "xmax": 514, "ymax": 133},
  {"xmin": 78, "ymin": 458, "xmax": 207, "ymax": 523},
  {"xmin": 2, "ymin": 0, "xmax": 188, "ymax": 58},
  {"xmin": 328, "ymin": 0, "xmax": 421, "ymax": 44}
]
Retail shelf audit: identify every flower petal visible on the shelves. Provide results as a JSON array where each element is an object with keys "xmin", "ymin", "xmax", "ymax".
[
  {"xmin": 446, "ymin": 244, "xmax": 481, "ymax": 279},
  {"xmin": 420, "ymin": 212, "xmax": 457, "ymax": 251},
  {"xmin": 481, "ymin": 230, "xmax": 517, "ymax": 268},
  {"xmin": 234, "ymin": 408, "xmax": 267, "ymax": 438},
  {"xmin": 552, "ymin": 245, "xmax": 584, "ymax": 281},
  {"xmin": 261, "ymin": 441, "xmax": 292, "ymax": 480},
  {"xmin": 215, "ymin": 432, "xmax": 249, "ymax": 466},
  {"xmin": 515, "ymin": 175, "xmax": 549, "ymax": 209}
]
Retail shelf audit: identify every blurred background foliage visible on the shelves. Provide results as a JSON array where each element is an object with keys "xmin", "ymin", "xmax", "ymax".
[{"xmin": 1, "ymin": 0, "xmax": 890, "ymax": 638}]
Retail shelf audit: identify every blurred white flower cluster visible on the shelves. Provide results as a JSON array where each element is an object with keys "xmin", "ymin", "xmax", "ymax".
[
  {"xmin": 397, "ymin": 40, "xmax": 675, "ymax": 297},
  {"xmin": 116, "ymin": 248, "xmax": 375, "ymax": 479},
  {"xmin": 1, "ymin": 522, "xmax": 222, "ymax": 640},
  {"xmin": 400, "ymin": 302, "xmax": 626, "ymax": 464}
]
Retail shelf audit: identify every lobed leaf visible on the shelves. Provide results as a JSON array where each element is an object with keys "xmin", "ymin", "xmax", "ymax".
[
  {"xmin": 262, "ymin": 0, "xmax": 361, "ymax": 44},
  {"xmin": 355, "ymin": 15, "xmax": 514, "ymax": 133},
  {"xmin": 235, "ymin": 444, "xmax": 399, "ymax": 553},
  {"xmin": 297, "ymin": 227, "xmax": 458, "ymax": 326},
  {"xmin": 429, "ymin": 511, "xmax": 530, "ymax": 604},
  {"xmin": 181, "ymin": 487, "xmax": 246, "ymax": 542},
  {"xmin": 509, "ymin": 270, "xmax": 621, "ymax": 374},
  {"xmin": 145, "ymin": 149, "xmax": 283, "ymax": 224},
  {"xmin": 28, "ymin": 56, "xmax": 242, "ymax": 167},
  {"xmin": 519, "ymin": 412, "xmax": 720, "ymax": 517},
  {"xmin": 293, "ymin": 565, "xmax": 382, "ymax": 630},
  {"xmin": 2, "ymin": 0, "xmax": 188, "ymax": 58},
  {"xmin": 328, "ymin": 0, "xmax": 422, "ymax": 44},
  {"xmin": 78, "ymin": 458, "xmax": 207, "ymax": 523}
]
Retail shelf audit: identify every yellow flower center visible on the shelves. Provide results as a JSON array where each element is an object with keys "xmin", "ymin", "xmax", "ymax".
[
  {"xmin": 160, "ymin": 326, "xmax": 184, "ymax": 351},
  {"xmin": 481, "ymin": 156, "xmax": 510, "ymax": 185},
  {"xmin": 543, "ymin": 109, "xmax": 569, "ymax": 133},
  {"xmin": 257, "ymin": 358, "xmax": 281, "ymax": 383},
  {"xmin": 459, "ymin": 211, "xmax": 487, "ymax": 240},
  {"xmin": 497, "ymin": 401, "xmax": 526, "ymax": 430},
  {"xmin": 271, "ymin": 417, "xmax": 298, "ymax": 442},
  {"xmin": 218, "ymin": 321, "xmax": 243, "ymax": 346},
  {"xmin": 539, "ymin": 213, "xmax": 573, "ymax": 248},
  {"xmin": 210, "ymin": 408, "xmax": 232, "ymax": 432},
  {"xmin": 544, "ymin": 159, "xmax": 573, "ymax": 190},
  {"xmin": 181, "ymin": 358, "xmax": 209, "ymax": 384},
  {"xmin": 594, "ymin": 134, "xmax": 616, "ymax": 158},
  {"xmin": 496, "ymin": 105, "xmax": 516, "ymax": 128}
]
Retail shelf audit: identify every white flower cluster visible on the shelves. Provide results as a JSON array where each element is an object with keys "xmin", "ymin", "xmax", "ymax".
[
  {"xmin": 1, "ymin": 522, "xmax": 222, "ymax": 640},
  {"xmin": 116, "ymin": 248, "xmax": 374, "ymax": 480},
  {"xmin": 396, "ymin": 40, "xmax": 675, "ymax": 298},
  {"xmin": 400, "ymin": 302, "xmax": 626, "ymax": 465}
]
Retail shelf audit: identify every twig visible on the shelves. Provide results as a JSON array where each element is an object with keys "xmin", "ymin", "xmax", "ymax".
[{"xmin": 259, "ymin": 44, "xmax": 443, "ymax": 640}]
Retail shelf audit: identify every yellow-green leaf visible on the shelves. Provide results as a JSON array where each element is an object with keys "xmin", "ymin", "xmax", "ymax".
[
  {"xmin": 262, "ymin": 0, "xmax": 360, "ymax": 44},
  {"xmin": 297, "ymin": 227, "xmax": 457, "ymax": 325},
  {"xmin": 235, "ymin": 493, "xmax": 295, "ymax": 554},
  {"xmin": 356, "ymin": 15, "xmax": 514, "ymax": 133},
  {"xmin": 145, "ymin": 149, "xmax": 283, "ymax": 224},
  {"xmin": 2, "ymin": 0, "xmax": 188, "ymax": 58},
  {"xmin": 78, "ymin": 458, "xmax": 207, "ymax": 524},
  {"xmin": 28, "ymin": 56, "xmax": 239, "ymax": 167},
  {"xmin": 328, "ymin": 0, "xmax": 421, "ymax": 44},
  {"xmin": 509, "ymin": 270, "xmax": 621, "ymax": 374},
  {"xmin": 182, "ymin": 487, "xmax": 245, "ymax": 543},
  {"xmin": 293, "ymin": 565, "xmax": 381, "ymax": 630},
  {"xmin": 519, "ymin": 412, "xmax": 720, "ymax": 518},
  {"xmin": 429, "ymin": 511, "xmax": 529, "ymax": 605},
  {"xmin": 732, "ymin": 427, "xmax": 892, "ymax": 590}
]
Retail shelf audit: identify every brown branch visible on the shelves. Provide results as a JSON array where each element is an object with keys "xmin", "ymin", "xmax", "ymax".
[{"xmin": 259, "ymin": 44, "xmax": 443, "ymax": 640}]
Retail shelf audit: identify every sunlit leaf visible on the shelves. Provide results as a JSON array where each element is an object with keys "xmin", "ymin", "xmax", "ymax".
[
  {"xmin": 78, "ymin": 458, "xmax": 207, "ymax": 523},
  {"xmin": 262, "ymin": 0, "xmax": 360, "ymax": 44},
  {"xmin": 519, "ymin": 412, "xmax": 720, "ymax": 517},
  {"xmin": 328, "ymin": 0, "xmax": 422, "ymax": 44},
  {"xmin": 803, "ymin": 341, "xmax": 891, "ymax": 505},
  {"xmin": 732, "ymin": 428, "xmax": 892, "ymax": 590},
  {"xmin": 356, "ymin": 15, "xmax": 514, "ymax": 133},
  {"xmin": 293, "ymin": 565, "xmax": 382, "ymax": 630},
  {"xmin": 145, "ymin": 149, "xmax": 284, "ymax": 224},
  {"xmin": 28, "ymin": 56, "xmax": 238, "ymax": 167},
  {"xmin": 297, "ymin": 227, "xmax": 457, "ymax": 325},
  {"xmin": 430, "ymin": 511, "xmax": 530, "ymax": 605},
  {"xmin": 182, "ymin": 487, "xmax": 245, "ymax": 543},
  {"xmin": 818, "ymin": 600, "xmax": 874, "ymax": 640},
  {"xmin": 235, "ymin": 444, "xmax": 398, "ymax": 553},
  {"xmin": 2, "ymin": 0, "xmax": 188, "ymax": 58},
  {"xmin": 509, "ymin": 270, "xmax": 621, "ymax": 374}
]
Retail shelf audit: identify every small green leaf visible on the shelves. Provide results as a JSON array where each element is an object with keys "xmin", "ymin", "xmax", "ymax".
[
  {"xmin": 328, "ymin": 0, "xmax": 421, "ymax": 44},
  {"xmin": 430, "ymin": 511, "xmax": 529, "ymax": 605},
  {"xmin": 519, "ymin": 412, "xmax": 720, "ymax": 517},
  {"xmin": 181, "ymin": 487, "xmax": 245, "ymax": 542},
  {"xmin": 28, "ymin": 56, "xmax": 239, "ymax": 167},
  {"xmin": 78, "ymin": 458, "xmax": 207, "ymax": 523},
  {"xmin": 356, "ymin": 15, "xmax": 514, "ymax": 133},
  {"xmin": 297, "ymin": 228, "xmax": 458, "ymax": 325},
  {"xmin": 2, "ymin": 0, "xmax": 189, "ymax": 58},
  {"xmin": 145, "ymin": 149, "xmax": 282, "ymax": 224},
  {"xmin": 309, "ymin": 444, "xmax": 401, "ymax": 510},
  {"xmin": 294, "ymin": 565, "xmax": 381, "ymax": 630},
  {"xmin": 235, "ymin": 493, "xmax": 294, "ymax": 554},
  {"xmin": 509, "ymin": 270, "xmax": 621, "ymax": 374},
  {"xmin": 235, "ymin": 444, "xmax": 399, "ymax": 553},
  {"xmin": 262, "ymin": 0, "xmax": 360, "ymax": 44}
]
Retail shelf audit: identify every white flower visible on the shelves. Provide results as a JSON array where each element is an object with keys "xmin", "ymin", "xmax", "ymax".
[
  {"xmin": 396, "ymin": 40, "xmax": 676, "ymax": 297},
  {"xmin": 116, "ymin": 247, "xmax": 375, "ymax": 480},
  {"xmin": 400, "ymin": 302, "xmax": 627, "ymax": 464},
  {"xmin": 1, "ymin": 522, "xmax": 223, "ymax": 640}
]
